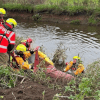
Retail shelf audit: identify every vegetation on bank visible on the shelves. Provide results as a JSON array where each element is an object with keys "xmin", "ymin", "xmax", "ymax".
[
  {"xmin": 1, "ymin": 0, "xmax": 100, "ymax": 25},
  {"xmin": 0, "ymin": 60, "xmax": 100, "ymax": 100}
]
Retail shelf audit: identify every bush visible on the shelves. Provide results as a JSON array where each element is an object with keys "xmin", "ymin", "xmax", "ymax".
[{"xmin": 70, "ymin": 20, "xmax": 81, "ymax": 24}]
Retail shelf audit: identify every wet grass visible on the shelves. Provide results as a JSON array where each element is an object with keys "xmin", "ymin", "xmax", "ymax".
[
  {"xmin": 1, "ymin": 3, "xmax": 34, "ymax": 12},
  {"xmin": 70, "ymin": 20, "xmax": 81, "ymax": 24},
  {"xmin": 0, "ymin": 58, "xmax": 100, "ymax": 100},
  {"xmin": 0, "ymin": 0, "xmax": 100, "ymax": 15}
]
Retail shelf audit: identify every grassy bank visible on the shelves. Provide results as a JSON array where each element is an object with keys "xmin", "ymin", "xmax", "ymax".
[
  {"xmin": 1, "ymin": 0, "xmax": 100, "ymax": 25},
  {"xmin": 1, "ymin": 0, "xmax": 100, "ymax": 15},
  {"xmin": 0, "ymin": 60, "xmax": 100, "ymax": 100}
]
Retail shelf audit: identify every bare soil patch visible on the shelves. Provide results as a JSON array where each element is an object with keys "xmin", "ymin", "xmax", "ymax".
[{"xmin": 0, "ymin": 78, "xmax": 65, "ymax": 100}]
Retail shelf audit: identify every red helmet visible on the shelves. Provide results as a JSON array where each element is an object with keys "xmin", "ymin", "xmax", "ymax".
[
  {"xmin": 65, "ymin": 62, "xmax": 69, "ymax": 65},
  {"xmin": 27, "ymin": 38, "xmax": 32, "ymax": 43}
]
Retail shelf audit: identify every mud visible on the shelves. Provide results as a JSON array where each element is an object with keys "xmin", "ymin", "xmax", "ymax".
[
  {"xmin": 0, "ymin": 78, "xmax": 68, "ymax": 100},
  {"xmin": 6, "ymin": 11, "xmax": 89, "ymax": 24}
]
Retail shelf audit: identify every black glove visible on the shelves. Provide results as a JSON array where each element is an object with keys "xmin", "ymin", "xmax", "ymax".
[{"xmin": 30, "ymin": 50, "xmax": 34, "ymax": 54}]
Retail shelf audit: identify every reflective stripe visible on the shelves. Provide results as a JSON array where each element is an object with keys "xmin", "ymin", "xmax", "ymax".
[
  {"xmin": 0, "ymin": 45, "xmax": 7, "ymax": 49},
  {"xmin": 8, "ymin": 32, "xmax": 14, "ymax": 40},
  {"xmin": 8, "ymin": 32, "xmax": 15, "ymax": 43},
  {"xmin": 0, "ymin": 35, "xmax": 7, "ymax": 40},
  {"xmin": 10, "ymin": 41, "xmax": 15, "ymax": 44},
  {"xmin": 2, "ymin": 36, "xmax": 7, "ymax": 40}
]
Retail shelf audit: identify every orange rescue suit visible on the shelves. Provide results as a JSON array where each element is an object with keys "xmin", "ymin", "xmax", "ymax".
[
  {"xmin": 15, "ymin": 51, "xmax": 32, "ymax": 70},
  {"xmin": 64, "ymin": 61, "xmax": 85, "ymax": 75}
]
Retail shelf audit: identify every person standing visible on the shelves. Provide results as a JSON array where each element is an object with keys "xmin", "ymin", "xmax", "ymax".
[
  {"xmin": 0, "ymin": 18, "xmax": 17, "ymax": 66},
  {"xmin": 0, "ymin": 8, "xmax": 6, "ymax": 24}
]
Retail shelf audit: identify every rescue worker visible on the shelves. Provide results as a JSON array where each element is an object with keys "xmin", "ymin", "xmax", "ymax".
[
  {"xmin": 14, "ymin": 44, "xmax": 34, "ymax": 70},
  {"xmin": 21, "ymin": 38, "xmax": 33, "ymax": 50},
  {"xmin": 0, "ymin": 8, "xmax": 6, "ymax": 24},
  {"xmin": 21, "ymin": 38, "xmax": 34, "ymax": 64},
  {"xmin": 63, "ymin": 56, "xmax": 85, "ymax": 75},
  {"xmin": 0, "ymin": 18, "xmax": 17, "ymax": 66}
]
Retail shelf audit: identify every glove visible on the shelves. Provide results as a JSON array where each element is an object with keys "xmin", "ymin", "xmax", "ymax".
[{"xmin": 30, "ymin": 50, "xmax": 34, "ymax": 54}]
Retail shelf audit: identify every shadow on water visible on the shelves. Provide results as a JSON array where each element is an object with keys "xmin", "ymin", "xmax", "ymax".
[{"xmin": 15, "ymin": 18, "xmax": 100, "ymax": 68}]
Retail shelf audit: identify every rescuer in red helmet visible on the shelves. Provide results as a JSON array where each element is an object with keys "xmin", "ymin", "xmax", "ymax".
[{"xmin": 21, "ymin": 38, "xmax": 33, "ymax": 51}]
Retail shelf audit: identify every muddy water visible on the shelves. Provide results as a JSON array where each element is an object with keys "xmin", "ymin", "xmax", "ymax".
[{"xmin": 15, "ymin": 19, "xmax": 100, "ymax": 68}]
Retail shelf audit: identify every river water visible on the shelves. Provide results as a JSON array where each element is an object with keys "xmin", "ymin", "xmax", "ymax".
[{"xmin": 15, "ymin": 19, "xmax": 100, "ymax": 68}]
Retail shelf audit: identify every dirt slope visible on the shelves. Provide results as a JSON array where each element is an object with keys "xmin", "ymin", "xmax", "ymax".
[{"xmin": 0, "ymin": 78, "xmax": 61, "ymax": 100}]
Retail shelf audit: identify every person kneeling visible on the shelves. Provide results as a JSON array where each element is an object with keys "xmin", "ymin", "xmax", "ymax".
[{"xmin": 14, "ymin": 44, "xmax": 34, "ymax": 70}]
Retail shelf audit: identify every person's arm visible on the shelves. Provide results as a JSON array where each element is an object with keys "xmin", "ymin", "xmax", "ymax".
[
  {"xmin": 7, "ymin": 31, "xmax": 15, "ymax": 52},
  {"xmin": 7, "ymin": 44, "xmax": 14, "ymax": 52},
  {"xmin": 23, "ymin": 51, "xmax": 34, "ymax": 58}
]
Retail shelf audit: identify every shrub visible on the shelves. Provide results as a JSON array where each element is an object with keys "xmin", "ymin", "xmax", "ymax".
[{"xmin": 70, "ymin": 20, "xmax": 81, "ymax": 24}]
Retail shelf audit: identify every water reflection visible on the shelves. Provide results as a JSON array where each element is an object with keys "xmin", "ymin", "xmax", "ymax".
[{"xmin": 15, "ymin": 19, "xmax": 100, "ymax": 68}]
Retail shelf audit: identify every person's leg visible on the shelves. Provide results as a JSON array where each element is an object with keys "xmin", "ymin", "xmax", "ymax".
[{"xmin": 0, "ymin": 53, "xmax": 9, "ymax": 66}]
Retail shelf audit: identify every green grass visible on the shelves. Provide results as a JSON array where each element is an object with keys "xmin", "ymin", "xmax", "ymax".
[
  {"xmin": 1, "ymin": 3, "xmax": 34, "ymax": 12},
  {"xmin": 53, "ymin": 60, "xmax": 100, "ymax": 100},
  {"xmin": 1, "ymin": 0, "xmax": 100, "ymax": 17},
  {"xmin": 45, "ymin": 0, "xmax": 99, "ymax": 7},
  {"xmin": 70, "ymin": 20, "xmax": 81, "ymax": 24}
]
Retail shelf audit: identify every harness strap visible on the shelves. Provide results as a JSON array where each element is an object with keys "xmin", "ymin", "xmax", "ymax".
[
  {"xmin": 0, "ymin": 29, "xmax": 10, "ymax": 44},
  {"xmin": 3, "ymin": 23, "xmax": 10, "ymax": 30}
]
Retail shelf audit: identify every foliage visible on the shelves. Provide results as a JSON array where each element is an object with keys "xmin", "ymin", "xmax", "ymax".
[
  {"xmin": 52, "ymin": 43, "xmax": 67, "ymax": 67},
  {"xmin": 32, "ymin": 13, "xmax": 42, "ymax": 22},
  {"xmin": 2, "ymin": 3, "xmax": 33, "ymax": 12},
  {"xmin": 70, "ymin": 20, "xmax": 81, "ymax": 24},
  {"xmin": 53, "ymin": 60, "xmax": 100, "ymax": 100},
  {"xmin": 34, "ymin": 4, "xmax": 48, "ymax": 12},
  {"xmin": 0, "ymin": 0, "xmax": 3, "ymax": 7},
  {"xmin": 67, "ymin": 6, "xmax": 85, "ymax": 16},
  {"xmin": 88, "ymin": 16, "xmax": 98, "ymax": 25},
  {"xmin": 1, "ymin": 0, "xmax": 100, "ymax": 19},
  {"xmin": 0, "ymin": 66, "xmax": 17, "ymax": 88}
]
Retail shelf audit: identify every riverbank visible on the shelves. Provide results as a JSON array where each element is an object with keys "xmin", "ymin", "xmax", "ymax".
[
  {"xmin": 1, "ymin": 0, "xmax": 100, "ymax": 25},
  {"xmin": 6, "ymin": 11, "xmax": 93, "ymax": 25}
]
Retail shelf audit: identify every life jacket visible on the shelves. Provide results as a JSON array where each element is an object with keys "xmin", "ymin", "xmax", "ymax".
[
  {"xmin": 2, "ymin": 22, "xmax": 13, "ymax": 31},
  {"xmin": 10, "ymin": 51, "xmax": 26, "ymax": 69},
  {"xmin": 0, "ymin": 24, "xmax": 15, "ymax": 53},
  {"xmin": 10, "ymin": 51, "xmax": 32, "ymax": 70},
  {"xmin": 71, "ymin": 63, "xmax": 77, "ymax": 71},
  {"xmin": 10, "ymin": 52, "xmax": 19, "ymax": 68}
]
